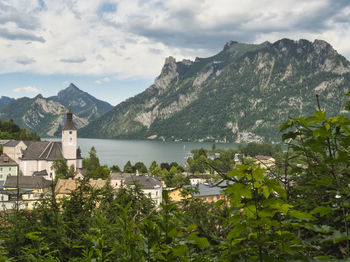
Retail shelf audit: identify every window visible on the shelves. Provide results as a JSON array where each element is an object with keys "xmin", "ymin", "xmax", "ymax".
[
  {"xmin": 69, "ymin": 131, "xmax": 72, "ymax": 134},
  {"xmin": 9, "ymin": 167, "xmax": 11, "ymax": 171},
  {"xmin": 70, "ymin": 137, "xmax": 73, "ymax": 143},
  {"xmin": 156, "ymin": 191, "xmax": 158, "ymax": 196},
  {"xmin": 50, "ymin": 173, "xmax": 53, "ymax": 178}
]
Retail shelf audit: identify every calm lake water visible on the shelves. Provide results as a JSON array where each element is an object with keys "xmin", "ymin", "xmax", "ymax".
[{"xmin": 45, "ymin": 138, "xmax": 238, "ymax": 167}]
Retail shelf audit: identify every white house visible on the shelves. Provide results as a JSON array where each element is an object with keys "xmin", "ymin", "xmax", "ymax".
[{"xmin": 110, "ymin": 173, "xmax": 163, "ymax": 206}]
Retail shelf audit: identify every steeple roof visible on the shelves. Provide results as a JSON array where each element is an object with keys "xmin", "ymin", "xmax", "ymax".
[{"xmin": 62, "ymin": 105, "xmax": 77, "ymax": 131}]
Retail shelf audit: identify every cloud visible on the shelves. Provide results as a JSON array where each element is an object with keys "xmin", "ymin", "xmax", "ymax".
[
  {"xmin": 15, "ymin": 56, "xmax": 36, "ymax": 65},
  {"xmin": 12, "ymin": 86, "xmax": 39, "ymax": 94},
  {"xmin": 60, "ymin": 57, "xmax": 86, "ymax": 63},
  {"xmin": 0, "ymin": 0, "xmax": 350, "ymax": 78},
  {"xmin": 0, "ymin": 27, "xmax": 45, "ymax": 42},
  {"xmin": 95, "ymin": 77, "xmax": 111, "ymax": 84}
]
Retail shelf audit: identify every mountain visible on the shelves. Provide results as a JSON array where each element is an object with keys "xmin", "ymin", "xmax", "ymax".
[
  {"xmin": 50, "ymin": 83, "xmax": 113, "ymax": 120},
  {"xmin": 80, "ymin": 39, "xmax": 350, "ymax": 142},
  {"xmin": 0, "ymin": 84, "xmax": 113, "ymax": 137},
  {"xmin": 0, "ymin": 96, "xmax": 14, "ymax": 110}
]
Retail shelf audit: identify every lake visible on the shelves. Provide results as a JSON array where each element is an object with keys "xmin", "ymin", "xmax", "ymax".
[{"xmin": 44, "ymin": 138, "xmax": 238, "ymax": 167}]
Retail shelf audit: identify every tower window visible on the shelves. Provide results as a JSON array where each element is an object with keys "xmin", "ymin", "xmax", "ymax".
[
  {"xmin": 70, "ymin": 137, "xmax": 73, "ymax": 143},
  {"xmin": 69, "ymin": 131, "xmax": 72, "ymax": 134}
]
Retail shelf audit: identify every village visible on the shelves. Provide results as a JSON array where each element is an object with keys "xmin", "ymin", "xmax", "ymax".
[{"xmin": 0, "ymin": 109, "xmax": 277, "ymax": 211}]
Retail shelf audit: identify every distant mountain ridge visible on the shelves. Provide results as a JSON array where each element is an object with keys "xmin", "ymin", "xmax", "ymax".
[
  {"xmin": 0, "ymin": 84, "xmax": 113, "ymax": 137},
  {"xmin": 80, "ymin": 38, "xmax": 350, "ymax": 143},
  {"xmin": 0, "ymin": 96, "xmax": 15, "ymax": 110}
]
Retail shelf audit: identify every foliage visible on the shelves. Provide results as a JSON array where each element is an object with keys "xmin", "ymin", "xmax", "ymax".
[
  {"xmin": 83, "ymin": 147, "xmax": 110, "ymax": 179},
  {"xmin": 0, "ymin": 118, "xmax": 40, "ymax": 141},
  {"xmin": 279, "ymin": 99, "xmax": 350, "ymax": 259},
  {"xmin": 51, "ymin": 159, "xmax": 75, "ymax": 181}
]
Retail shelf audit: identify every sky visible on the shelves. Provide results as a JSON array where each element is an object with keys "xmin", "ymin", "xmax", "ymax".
[{"xmin": 1, "ymin": 0, "xmax": 350, "ymax": 106}]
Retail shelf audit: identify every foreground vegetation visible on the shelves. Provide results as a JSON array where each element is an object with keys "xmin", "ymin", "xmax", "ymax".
[{"xmin": 1, "ymin": 99, "xmax": 350, "ymax": 261}]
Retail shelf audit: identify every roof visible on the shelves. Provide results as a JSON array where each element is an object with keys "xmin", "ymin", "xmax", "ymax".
[
  {"xmin": 189, "ymin": 181, "xmax": 233, "ymax": 197},
  {"xmin": 255, "ymin": 155, "xmax": 274, "ymax": 161},
  {"xmin": 55, "ymin": 178, "xmax": 106, "ymax": 194},
  {"xmin": 0, "ymin": 188, "xmax": 33, "ymax": 195},
  {"xmin": 4, "ymin": 175, "xmax": 52, "ymax": 189},
  {"xmin": 0, "ymin": 140, "xmax": 10, "ymax": 145},
  {"xmin": 124, "ymin": 175, "xmax": 162, "ymax": 190},
  {"xmin": 0, "ymin": 154, "xmax": 17, "ymax": 166},
  {"xmin": 33, "ymin": 170, "xmax": 48, "ymax": 176},
  {"xmin": 3, "ymin": 140, "xmax": 21, "ymax": 147},
  {"xmin": 62, "ymin": 110, "xmax": 77, "ymax": 131},
  {"xmin": 21, "ymin": 141, "xmax": 64, "ymax": 161},
  {"xmin": 110, "ymin": 172, "xmax": 134, "ymax": 180},
  {"xmin": 192, "ymin": 184, "xmax": 222, "ymax": 197}
]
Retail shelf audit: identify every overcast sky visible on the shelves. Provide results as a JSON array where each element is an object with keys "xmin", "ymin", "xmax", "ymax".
[{"xmin": 1, "ymin": 0, "xmax": 350, "ymax": 105}]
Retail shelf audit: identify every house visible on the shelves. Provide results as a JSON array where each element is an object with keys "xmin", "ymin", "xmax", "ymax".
[
  {"xmin": 55, "ymin": 178, "xmax": 106, "ymax": 200},
  {"xmin": 167, "ymin": 182, "xmax": 229, "ymax": 203},
  {"xmin": 0, "ymin": 154, "xmax": 18, "ymax": 183},
  {"xmin": 167, "ymin": 187, "xmax": 188, "ymax": 202},
  {"xmin": 208, "ymin": 152, "xmax": 221, "ymax": 161},
  {"xmin": 192, "ymin": 183, "xmax": 225, "ymax": 202},
  {"xmin": 3, "ymin": 140, "xmax": 29, "ymax": 164},
  {"xmin": 188, "ymin": 174, "xmax": 207, "ymax": 185},
  {"xmin": 124, "ymin": 175, "xmax": 163, "ymax": 206},
  {"xmin": 17, "ymin": 108, "xmax": 83, "ymax": 180},
  {"xmin": 254, "ymin": 155, "xmax": 275, "ymax": 169},
  {"xmin": 1, "ymin": 175, "xmax": 52, "ymax": 210},
  {"xmin": 0, "ymin": 188, "xmax": 33, "ymax": 211},
  {"xmin": 110, "ymin": 172, "xmax": 134, "ymax": 188},
  {"xmin": 110, "ymin": 173, "xmax": 163, "ymax": 206}
]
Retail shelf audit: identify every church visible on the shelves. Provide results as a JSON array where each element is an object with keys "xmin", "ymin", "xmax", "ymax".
[{"xmin": 4, "ymin": 108, "xmax": 82, "ymax": 180}]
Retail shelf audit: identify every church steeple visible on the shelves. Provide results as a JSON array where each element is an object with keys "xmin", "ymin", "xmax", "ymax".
[
  {"xmin": 62, "ymin": 106, "xmax": 78, "ymax": 170},
  {"xmin": 63, "ymin": 104, "xmax": 77, "ymax": 131}
]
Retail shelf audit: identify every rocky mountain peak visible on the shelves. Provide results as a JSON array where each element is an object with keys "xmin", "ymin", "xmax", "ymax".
[
  {"xmin": 154, "ymin": 56, "xmax": 179, "ymax": 89},
  {"xmin": 64, "ymin": 83, "xmax": 81, "ymax": 93},
  {"xmin": 223, "ymin": 40, "xmax": 238, "ymax": 50}
]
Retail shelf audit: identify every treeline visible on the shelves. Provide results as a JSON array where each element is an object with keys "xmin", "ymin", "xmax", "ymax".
[
  {"xmin": 0, "ymin": 118, "xmax": 40, "ymax": 141},
  {"xmin": 187, "ymin": 142, "xmax": 282, "ymax": 173}
]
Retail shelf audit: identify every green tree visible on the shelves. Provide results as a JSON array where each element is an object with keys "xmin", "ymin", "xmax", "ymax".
[
  {"xmin": 123, "ymin": 161, "xmax": 133, "ymax": 173},
  {"xmin": 134, "ymin": 162, "xmax": 148, "ymax": 174}
]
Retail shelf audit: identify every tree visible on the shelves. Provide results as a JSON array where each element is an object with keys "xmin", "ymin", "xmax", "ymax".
[
  {"xmin": 134, "ymin": 162, "xmax": 148, "ymax": 174},
  {"xmin": 149, "ymin": 161, "xmax": 158, "ymax": 173},
  {"xmin": 83, "ymin": 147, "xmax": 100, "ymax": 172},
  {"xmin": 280, "ymin": 102, "xmax": 350, "ymax": 259},
  {"xmin": 123, "ymin": 161, "xmax": 133, "ymax": 173},
  {"xmin": 110, "ymin": 164, "xmax": 121, "ymax": 173}
]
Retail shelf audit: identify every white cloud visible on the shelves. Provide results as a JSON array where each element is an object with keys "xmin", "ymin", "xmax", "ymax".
[
  {"xmin": 0, "ymin": 0, "xmax": 349, "ymax": 78},
  {"xmin": 12, "ymin": 86, "xmax": 39, "ymax": 94}
]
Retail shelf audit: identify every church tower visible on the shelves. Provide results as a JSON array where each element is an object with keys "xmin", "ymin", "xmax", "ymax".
[{"xmin": 62, "ymin": 106, "xmax": 78, "ymax": 169}]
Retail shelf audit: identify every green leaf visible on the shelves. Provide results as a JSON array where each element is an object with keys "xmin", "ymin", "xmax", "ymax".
[
  {"xmin": 310, "ymin": 206, "xmax": 332, "ymax": 217},
  {"xmin": 172, "ymin": 245, "xmax": 187, "ymax": 257}
]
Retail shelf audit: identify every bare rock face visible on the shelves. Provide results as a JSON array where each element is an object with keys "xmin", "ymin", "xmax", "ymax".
[{"xmin": 154, "ymin": 56, "xmax": 178, "ymax": 90}]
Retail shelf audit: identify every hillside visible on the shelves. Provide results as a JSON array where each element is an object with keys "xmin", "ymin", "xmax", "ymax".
[
  {"xmin": 0, "ymin": 84, "xmax": 113, "ymax": 137},
  {"xmin": 81, "ymin": 39, "xmax": 350, "ymax": 142},
  {"xmin": 0, "ymin": 96, "xmax": 14, "ymax": 110}
]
